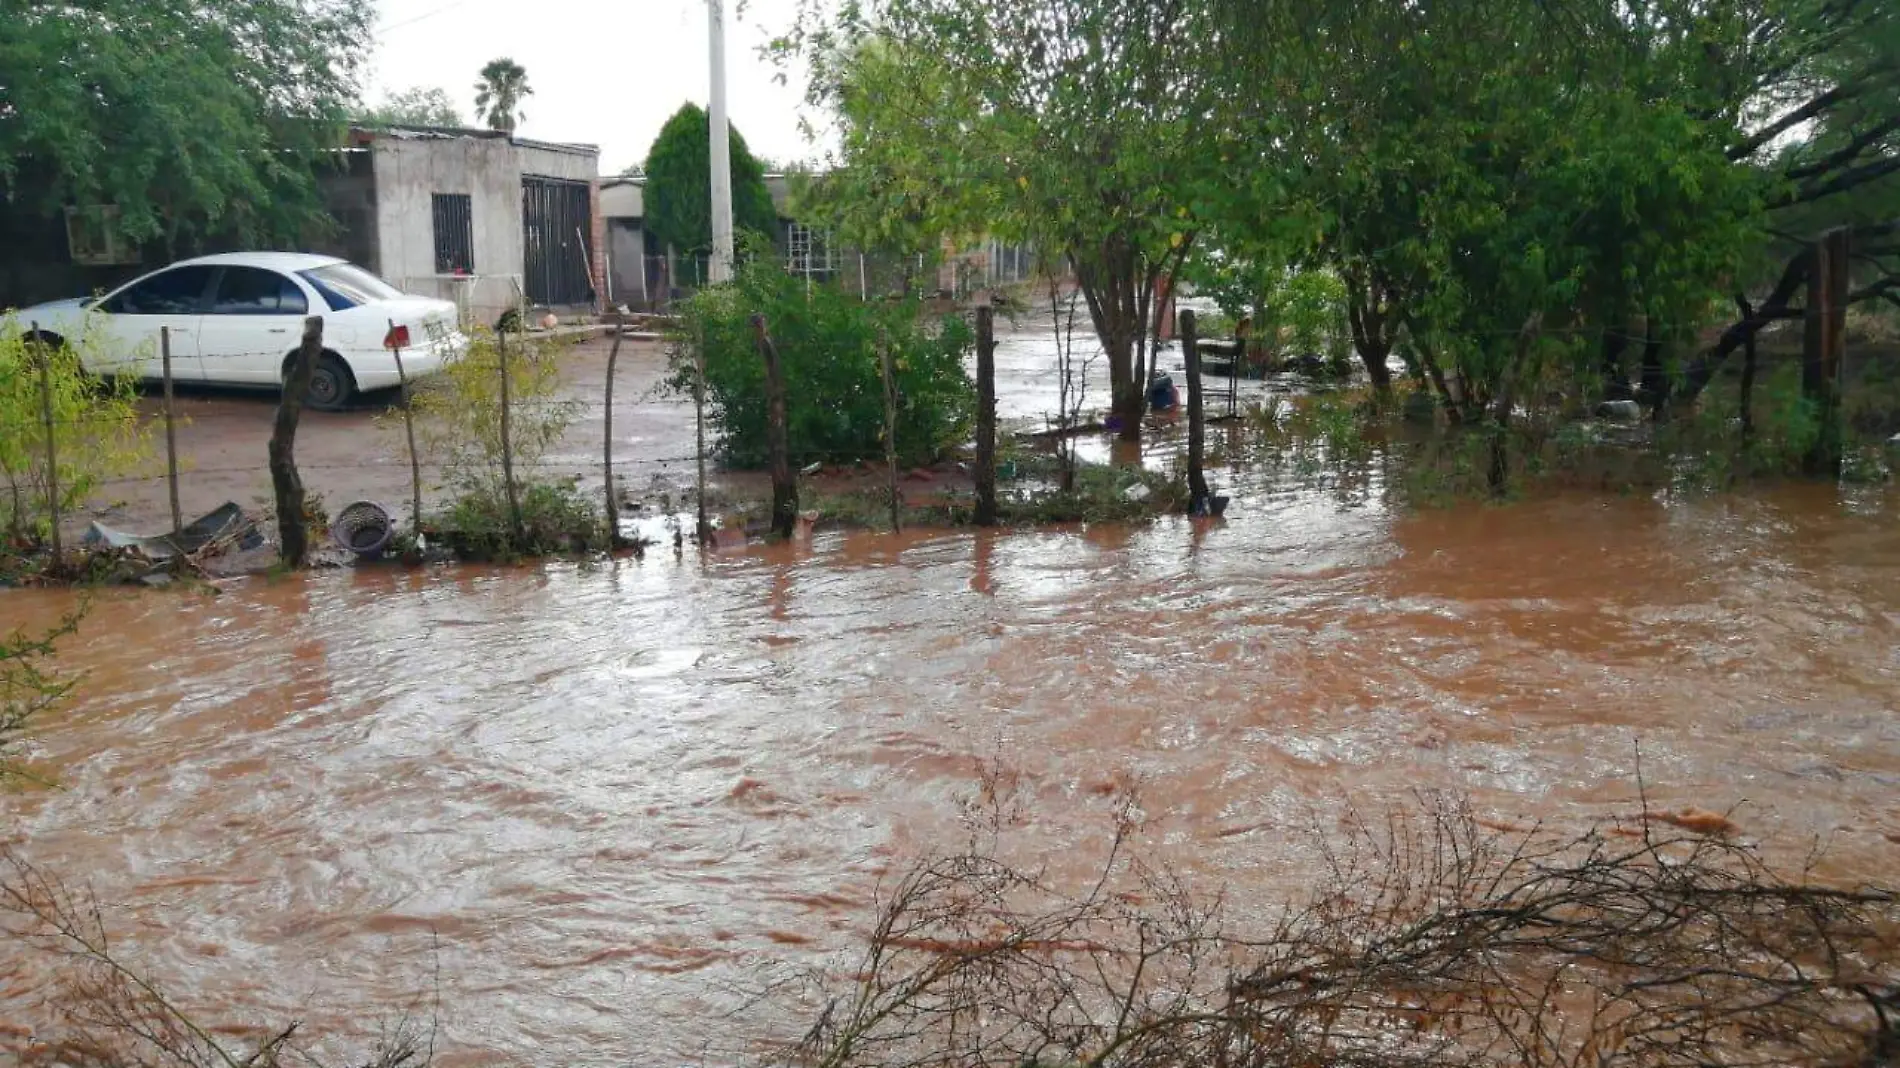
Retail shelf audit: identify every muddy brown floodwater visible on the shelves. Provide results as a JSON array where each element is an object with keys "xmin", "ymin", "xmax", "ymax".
[{"xmin": 4, "ymin": 466, "xmax": 1900, "ymax": 1064}]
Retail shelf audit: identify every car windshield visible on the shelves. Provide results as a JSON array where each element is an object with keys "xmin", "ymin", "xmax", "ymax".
[{"xmin": 298, "ymin": 263, "xmax": 406, "ymax": 310}]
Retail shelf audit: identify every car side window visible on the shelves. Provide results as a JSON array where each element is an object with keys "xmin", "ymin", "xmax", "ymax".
[
  {"xmin": 100, "ymin": 266, "xmax": 216, "ymax": 315},
  {"xmin": 210, "ymin": 267, "xmax": 310, "ymax": 315}
]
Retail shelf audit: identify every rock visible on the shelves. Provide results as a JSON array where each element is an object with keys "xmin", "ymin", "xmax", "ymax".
[
  {"xmin": 1595, "ymin": 399, "xmax": 1643, "ymax": 423},
  {"xmin": 139, "ymin": 572, "xmax": 173, "ymax": 588},
  {"xmin": 1122, "ymin": 483, "xmax": 1152, "ymax": 502}
]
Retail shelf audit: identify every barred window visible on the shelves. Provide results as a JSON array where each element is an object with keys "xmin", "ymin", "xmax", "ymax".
[
  {"xmin": 785, "ymin": 222, "xmax": 839, "ymax": 279},
  {"xmin": 431, "ymin": 193, "xmax": 475, "ymax": 274}
]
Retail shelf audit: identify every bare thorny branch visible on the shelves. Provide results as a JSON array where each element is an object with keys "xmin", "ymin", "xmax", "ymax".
[
  {"xmin": 0, "ymin": 847, "xmax": 438, "ymax": 1068},
  {"xmin": 768, "ymin": 789, "xmax": 1900, "ymax": 1068}
]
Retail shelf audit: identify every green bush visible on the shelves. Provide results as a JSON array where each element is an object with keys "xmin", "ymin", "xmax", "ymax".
[
  {"xmin": 672, "ymin": 254, "xmax": 975, "ymax": 468},
  {"xmin": 426, "ymin": 479, "xmax": 606, "ymax": 561},
  {"xmin": 0, "ymin": 315, "xmax": 148, "ymax": 548}
]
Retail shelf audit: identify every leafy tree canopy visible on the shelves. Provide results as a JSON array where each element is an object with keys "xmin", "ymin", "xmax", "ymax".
[
  {"xmin": 640, "ymin": 103, "xmax": 780, "ymax": 257},
  {"xmin": 360, "ymin": 86, "xmax": 463, "ymax": 128},
  {"xmin": 0, "ymin": 0, "xmax": 371, "ymax": 250}
]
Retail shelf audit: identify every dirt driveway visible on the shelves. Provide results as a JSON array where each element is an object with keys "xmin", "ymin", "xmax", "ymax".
[{"xmin": 78, "ymin": 332, "xmax": 710, "ymax": 538}]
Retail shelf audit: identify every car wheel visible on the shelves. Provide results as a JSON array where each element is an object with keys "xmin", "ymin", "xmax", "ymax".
[{"xmin": 303, "ymin": 355, "xmax": 355, "ymax": 411}]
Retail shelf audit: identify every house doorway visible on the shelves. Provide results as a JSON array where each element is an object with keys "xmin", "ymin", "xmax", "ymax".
[{"xmin": 521, "ymin": 175, "xmax": 593, "ymax": 307}]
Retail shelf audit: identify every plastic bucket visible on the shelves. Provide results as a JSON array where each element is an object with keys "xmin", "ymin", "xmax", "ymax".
[{"xmin": 331, "ymin": 500, "xmax": 395, "ymax": 557}]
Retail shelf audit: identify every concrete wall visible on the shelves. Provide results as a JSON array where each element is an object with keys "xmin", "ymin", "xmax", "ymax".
[
  {"xmin": 370, "ymin": 134, "xmax": 602, "ymax": 325},
  {"xmin": 372, "ymin": 137, "xmax": 523, "ymax": 325}
]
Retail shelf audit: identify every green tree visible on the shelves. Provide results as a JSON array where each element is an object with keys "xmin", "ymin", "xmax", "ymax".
[
  {"xmin": 673, "ymin": 246, "xmax": 974, "ymax": 468},
  {"xmin": 360, "ymin": 86, "xmax": 463, "ymax": 128},
  {"xmin": 0, "ymin": 0, "xmax": 371, "ymax": 253},
  {"xmin": 641, "ymin": 103, "xmax": 780, "ymax": 264},
  {"xmin": 473, "ymin": 58, "xmax": 531, "ymax": 133},
  {"xmin": 787, "ymin": 2, "xmax": 1221, "ymax": 440}
]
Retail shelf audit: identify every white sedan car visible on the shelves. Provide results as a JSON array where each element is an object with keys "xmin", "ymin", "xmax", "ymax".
[{"xmin": 18, "ymin": 252, "xmax": 467, "ymax": 410}]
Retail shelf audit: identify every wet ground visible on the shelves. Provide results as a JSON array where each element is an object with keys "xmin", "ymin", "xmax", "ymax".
[{"xmin": 5, "ymin": 328, "xmax": 1899, "ymax": 1064}]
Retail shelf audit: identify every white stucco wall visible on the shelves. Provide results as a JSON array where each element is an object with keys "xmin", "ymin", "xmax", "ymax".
[
  {"xmin": 372, "ymin": 137, "xmax": 522, "ymax": 325},
  {"xmin": 370, "ymin": 135, "xmax": 600, "ymax": 326}
]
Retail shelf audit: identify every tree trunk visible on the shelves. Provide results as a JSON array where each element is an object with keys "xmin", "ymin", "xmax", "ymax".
[
  {"xmin": 270, "ymin": 317, "xmax": 322, "ymax": 567},
  {"xmin": 1802, "ymin": 228, "xmax": 1850, "ymax": 478},
  {"xmin": 1736, "ymin": 296, "xmax": 1758, "ymax": 452},
  {"xmin": 974, "ymin": 306, "xmax": 998, "ymax": 527},
  {"xmin": 1669, "ymin": 249, "xmax": 1813, "ymax": 415},
  {"xmin": 1600, "ymin": 329, "xmax": 1633, "ymax": 401},
  {"xmin": 1638, "ymin": 320, "xmax": 1671, "ymax": 416},
  {"xmin": 1074, "ymin": 247, "xmax": 1146, "ymax": 442},
  {"xmin": 1347, "ymin": 284, "xmax": 1393, "ymax": 393},
  {"xmin": 754, "ymin": 315, "xmax": 798, "ymax": 539}
]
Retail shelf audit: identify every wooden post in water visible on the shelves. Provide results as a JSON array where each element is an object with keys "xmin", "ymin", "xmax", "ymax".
[
  {"xmin": 1737, "ymin": 297, "xmax": 1758, "ymax": 453},
  {"xmin": 974, "ymin": 305, "xmax": 998, "ymax": 526},
  {"xmin": 29, "ymin": 323, "xmax": 61, "ymax": 559},
  {"xmin": 387, "ymin": 320, "xmax": 424, "ymax": 536},
  {"xmin": 161, "ymin": 327, "xmax": 182, "ymax": 537},
  {"xmin": 880, "ymin": 334, "xmax": 901, "ymax": 532},
  {"xmin": 497, "ymin": 329, "xmax": 523, "ymax": 541},
  {"xmin": 1802, "ymin": 228, "xmax": 1850, "ymax": 477},
  {"xmin": 270, "ymin": 316, "xmax": 322, "ymax": 567},
  {"xmin": 694, "ymin": 328, "xmax": 711, "ymax": 544},
  {"xmin": 1182, "ymin": 309, "xmax": 1209, "ymax": 513},
  {"xmin": 753, "ymin": 315, "xmax": 797, "ymax": 540},
  {"xmin": 602, "ymin": 320, "xmax": 624, "ymax": 546}
]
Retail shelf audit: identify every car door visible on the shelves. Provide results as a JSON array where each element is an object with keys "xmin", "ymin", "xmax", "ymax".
[
  {"xmin": 198, "ymin": 266, "xmax": 313, "ymax": 385},
  {"xmin": 94, "ymin": 265, "xmax": 215, "ymax": 380}
]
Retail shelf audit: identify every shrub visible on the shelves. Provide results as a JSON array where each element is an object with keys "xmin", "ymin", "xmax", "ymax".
[
  {"xmin": 672, "ymin": 253, "xmax": 975, "ymax": 469},
  {"xmin": 0, "ymin": 315, "xmax": 148, "ymax": 548},
  {"xmin": 425, "ymin": 478, "xmax": 606, "ymax": 561}
]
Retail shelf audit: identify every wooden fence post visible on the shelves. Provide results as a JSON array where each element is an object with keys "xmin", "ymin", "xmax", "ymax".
[
  {"xmin": 603, "ymin": 320, "xmax": 624, "ymax": 546},
  {"xmin": 753, "ymin": 314, "xmax": 797, "ymax": 540},
  {"xmin": 694, "ymin": 327, "xmax": 711, "ymax": 544},
  {"xmin": 270, "ymin": 316, "xmax": 322, "ymax": 566},
  {"xmin": 1182, "ymin": 309, "xmax": 1209, "ymax": 513},
  {"xmin": 497, "ymin": 328, "xmax": 523, "ymax": 541},
  {"xmin": 29, "ymin": 323, "xmax": 61, "ymax": 559},
  {"xmin": 880, "ymin": 334, "xmax": 901, "ymax": 532},
  {"xmin": 1802, "ymin": 227, "xmax": 1850, "ymax": 477},
  {"xmin": 161, "ymin": 326, "xmax": 182, "ymax": 537},
  {"xmin": 974, "ymin": 305, "xmax": 998, "ymax": 526},
  {"xmin": 387, "ymin": 320, "xmax": 424, "ymax": 535}
]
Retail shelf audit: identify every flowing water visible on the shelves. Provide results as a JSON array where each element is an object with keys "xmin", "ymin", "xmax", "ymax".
[{"xmin": 3, "ymin": 472, "xmax": 1899, "ymax": 1064}]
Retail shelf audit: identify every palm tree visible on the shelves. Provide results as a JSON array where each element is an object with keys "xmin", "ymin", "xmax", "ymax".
[{"xmin": 473, "ymin": 58, "xmax": 531, "ymax": 133}]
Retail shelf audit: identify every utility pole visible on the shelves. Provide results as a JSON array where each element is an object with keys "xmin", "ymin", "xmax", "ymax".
[{"xmin": 707, "ymin": 0, "xmax": 735, "ymax": 283}]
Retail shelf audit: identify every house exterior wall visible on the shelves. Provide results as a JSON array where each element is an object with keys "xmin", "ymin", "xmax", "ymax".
[{"xmin": 371, "ymin": 136, "xmax": 523, "ymax": 326}]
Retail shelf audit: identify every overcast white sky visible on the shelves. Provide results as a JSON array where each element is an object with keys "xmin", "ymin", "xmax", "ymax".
[{"xmin": 364, "ymin": 0, "xmax": 827, "ymax": 174}]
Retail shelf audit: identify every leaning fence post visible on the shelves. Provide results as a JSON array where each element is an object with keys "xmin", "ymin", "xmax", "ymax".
[
  {"xmin": 387, "ymin": 320, "xmax": 424, "ymax": 536},
  {"xmin": 694, "ymin": 325, "xmax": 711, "ymax": 544},
  {"xmin": 270, "ymin": 316, "xmax": 322, "ymax": 566},
  {"xmin": 30, "ymin": 323, "xmax": 61, "ymax": 559},
  {"xmin": 1182, "ymin": 309, "xmax": 1210, "ymax": 513},
  {"xmin": 161, "ymin": 326, "xmax": 182, "ymax": 538},
  {"xmin": 974, "ymin": 305, "xmax": 998, "ymax": 526},
  {"xmin": 880, "ymin": 333, "xmax": 901, "ymax": 532},
  {"xmin": 602, "ymin": 319, "xmax": 625, "ymax": 546},
  {"xmin": 497, "ymin": 329, "xmax": 524, "ymax": 542},
  {"xmin": 753, "ymin": 314, "xmax": 797, "ymax": 540}
]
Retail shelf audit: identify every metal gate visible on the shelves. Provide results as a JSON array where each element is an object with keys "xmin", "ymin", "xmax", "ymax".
[{"xmin": 521, "ymin": 175, "xmax": 593, "ymax": 306}]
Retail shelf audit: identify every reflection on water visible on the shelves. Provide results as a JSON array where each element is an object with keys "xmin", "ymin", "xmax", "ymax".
[{"xmin": 3, "ymin": 474, "xmax": 1898, "ymax": 1065}]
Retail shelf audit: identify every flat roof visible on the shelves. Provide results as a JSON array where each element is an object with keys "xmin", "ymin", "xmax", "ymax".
[{"xmin": 350, "ymin": 123, "xmax": 599, "ymax": 158}]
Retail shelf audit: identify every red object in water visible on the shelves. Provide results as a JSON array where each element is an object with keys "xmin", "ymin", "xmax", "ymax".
[{"xmin": 383, "ymin": 324, "xmax": 411, "ymax": 350}]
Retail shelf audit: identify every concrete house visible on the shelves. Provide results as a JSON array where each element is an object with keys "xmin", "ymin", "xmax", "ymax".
[
  {"xmin": 0, "ymin": 124, "xmax": 605, "ymax": 325},
  {"xmin": 326, "ymin": 125, "xmax": 606, "ymax": 325}
]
